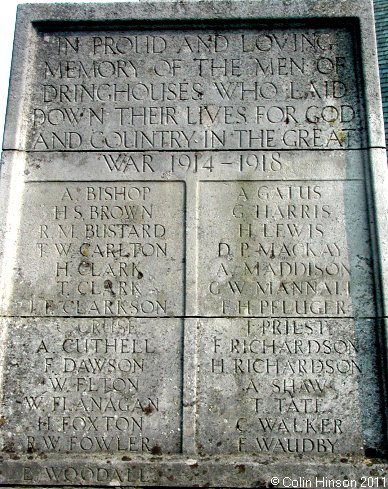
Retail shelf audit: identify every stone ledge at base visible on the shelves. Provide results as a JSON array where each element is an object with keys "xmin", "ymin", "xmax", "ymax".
[{"xmin": 2, "ymin": 455, "xmax": 388, "ymax": 487}]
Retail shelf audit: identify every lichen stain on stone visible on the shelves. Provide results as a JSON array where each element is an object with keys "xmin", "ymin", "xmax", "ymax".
[
  {"xmin": 151, "ymin": 444, "xmax": 162, "ymax": 455},
  {"xmin": 236, "ymin": 463, "xmax": 246, "ymax": 473},
  {"xmin": 0, "ymin": 417, "xmax": 6, "ymax": 426},
  {"xmin": 80, "ymin": 243, "xmax": 90, "ymax": 257},
  {"xmin": 103, "ymin": 279, "xmax": 113, "ymax": 292},
  {"xmin": 143, "ymin": 404, "xmax": 155, "ymax": 415},
  {"xmin": 2, "ymin": 442, "xmax": 15, "ymax": 453},
  {"xmin": 338, "ymin": 130, "xmax": 347, "ymax": 145},
  {"xmin": 253, "ymin": 480, "xmax": 271, "ymax": 488},
  {"xmin": 364, "ymin": 457, "xmax": 381, "ymax": 466}
]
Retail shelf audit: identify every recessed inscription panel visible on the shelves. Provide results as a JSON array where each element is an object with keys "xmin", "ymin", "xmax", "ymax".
[
  {"xmin": 0, "ymin": 317, "xmax": 182, "ymax": 455},
  {"xmin": 198, "ymin": 180, "xmax": 375, "ymax": 318},
  {"xmin": 196, "ymin": 317, "xmax": 384, "ymax": 456},
  {"xmin": 3, "ymin": 181, "xmax": 185, "ymax": 317},
  {"xmin": 1, "ymin": 2, "xmax": 388, "ymax": 484},
  {"xmin": 26, "ymin": 26, "xmax": 364, "ymax": 151}
]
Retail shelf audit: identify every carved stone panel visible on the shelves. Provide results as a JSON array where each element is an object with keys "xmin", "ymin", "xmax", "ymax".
[{"xmin": 1, "ymin": 1, "xmax": 388, "ymax": 486}]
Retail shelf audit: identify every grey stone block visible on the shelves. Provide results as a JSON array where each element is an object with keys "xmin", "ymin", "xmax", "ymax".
[{"xmin": 1, "ymin": 0, "xmax": 388, "ymax": 486}]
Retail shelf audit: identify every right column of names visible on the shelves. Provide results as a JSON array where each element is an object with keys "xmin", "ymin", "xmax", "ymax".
[{"xmin": 194, "ymin": 24, "xmax": 384, "ymax": 457}]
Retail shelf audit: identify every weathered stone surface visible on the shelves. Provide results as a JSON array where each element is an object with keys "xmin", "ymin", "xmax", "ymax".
[
  {"xmin": 1, "ymin": 317, "xmax": 183, "ymax": 455},
  {"xmin": 196, "ymin": 318, "xmax": 383, "ymax": 455},
  {"xmin": 25, "ymin": 26, "xmax": 364, "ymax": 152},
  {"xmin": 1, "ymin": 180, "xmax": 185, "ymax": 317},
  {"xmin": 198, "ymin": 179, "xmax": 375, "ymax": 318},
  {"xmin": 1, "ymin": 0, "xmax": 388, "ymax": 487}
]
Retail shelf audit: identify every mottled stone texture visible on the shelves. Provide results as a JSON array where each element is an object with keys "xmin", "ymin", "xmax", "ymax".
[
  {"xmin": 1, "ymin": 1, "xmax": 388, "ymax": 487},
  {"xmin": 374, "ymin": 0, "xmax": 388, "ymax": 148}
]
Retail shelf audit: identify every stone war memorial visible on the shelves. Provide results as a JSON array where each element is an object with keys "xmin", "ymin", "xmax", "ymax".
[{"xmin": 1, "ymin": 0, "xmax": 388, "ymax": 486}]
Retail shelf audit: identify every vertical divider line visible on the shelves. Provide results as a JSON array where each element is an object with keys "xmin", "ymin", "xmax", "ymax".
[{"xmin": 181, "ymin": 176, "xmax": 199, "ymax": 454}]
